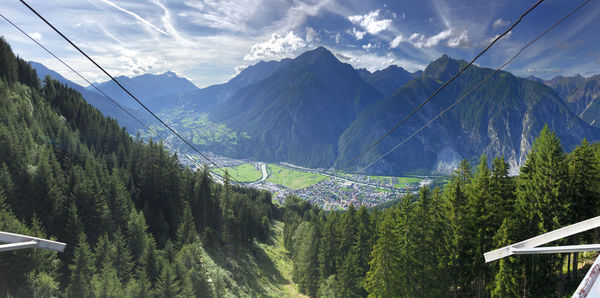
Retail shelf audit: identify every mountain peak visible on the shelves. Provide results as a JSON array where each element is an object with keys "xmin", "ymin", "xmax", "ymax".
[
  {"xmin": 163, "ymin": 71, "xmax": 176, "ymax": 77},
  {"xmin": 424, "ymin": 54, "xmax": 468, "ymax": 81},
  {"xmin": 296, "ymin": 46, "xmax": 337, "ymax": 63}
]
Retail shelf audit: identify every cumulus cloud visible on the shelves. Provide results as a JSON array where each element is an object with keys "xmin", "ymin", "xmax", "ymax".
[
  {"xmin": 350, "ymin": 27, "xmax": 366, "ymax": 40},
  {"xmin": 333, "ymin": 49, "xmax": 425, "ymax": 72},
  {"xmin": 244, "ymin": 31, "xmax": 307, "ymax": 61},
  {"xmin": 233, "ymin": 65, "xmax": 248, "ymax": 77},
  {"xmin": 492, "ymin": 18, "xmax": 510, "ymax": 30},
  {"xmin": 362, "ymin": 43, "xmax": 378, "ymax": 51},
  {"xmin": 29, "ymin": 32, "xmax": 42, "ymax": 40},
  {"xmin": 391, "ymin": 28, "xmax": 472, "ymax": 49},
  {"xmin": 348, "ymin": 10, "xmax": 392, "ymax": 35},
  {"xmin": 118, "ymin": 55, "xmax": 160, "ymax": 75},
  {"xmin": 447, "ymin": 31, "xmax": 472, "ymax": 48}
]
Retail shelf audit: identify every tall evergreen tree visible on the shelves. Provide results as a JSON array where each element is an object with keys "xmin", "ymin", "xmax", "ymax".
[
  {"xmin": 67, "ymin": 233, "xmax": 95, "ymax": 298},
  {"xmin": 365, "ymin": 211, "xmax": 401, "ymax": 297}
]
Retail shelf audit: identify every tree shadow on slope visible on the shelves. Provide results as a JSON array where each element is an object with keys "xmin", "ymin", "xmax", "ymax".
[{"xmin": 208, "ymin": 221, "xmax": 297, "ymax": 297}]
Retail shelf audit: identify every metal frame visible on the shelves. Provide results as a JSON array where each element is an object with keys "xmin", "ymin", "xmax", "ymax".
[
  {"xmin": 484, "ymin": 216, "xmax": 600, "ymax": 297},
  {"xmin": 484, "ymin": 215, "xmax": 600, "ymax": 263},
  {"xmin": 0, "ymin": 231, "xmax": 66, "ymax": 252}
]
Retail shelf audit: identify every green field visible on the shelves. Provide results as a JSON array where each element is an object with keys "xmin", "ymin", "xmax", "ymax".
[
  {"xmin": 214, "ymin": 163, "xmax": 262, "ymax": 182},
  {"xmin": 266, "ymin": 164, "xmax": 328, "ymax": 190},
  {"xmin": 368, "ymin": 175, "xmax": 422, "ymax": 189}
]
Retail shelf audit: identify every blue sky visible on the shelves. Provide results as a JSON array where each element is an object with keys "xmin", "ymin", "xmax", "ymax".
[{"xmin": 1, "ymin": 0, "xmax": 599, "ymax": 87}]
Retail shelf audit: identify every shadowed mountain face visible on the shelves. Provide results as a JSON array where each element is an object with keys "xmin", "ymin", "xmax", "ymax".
[
  {"xmin": 32, "ymin": 51, "xmax": 600, "ymax": 175},
  {"xmin": 86, "ymin": 71, "xmax": 199, "ymax": 110},
  {"xmin": 546, "ymin": 74, "xmax": 600, "ymax": 127},
  {"xmin": 30, "ymin": 61, "xmax": 144, "ymax": 132},
  {"xmin": 149, "ymin": 59, "xmax": 291, "ymax": 113},
  {"xmin": 335, "ymin": 55, "xmax": 600, "ymax": 175},
  {"xmin": 209, "ymin": 46, "xmax": 384, "ymax": 167},
  {"xmin": 358, "ymin": 65, "xmax": 417, "ymax": 97}
]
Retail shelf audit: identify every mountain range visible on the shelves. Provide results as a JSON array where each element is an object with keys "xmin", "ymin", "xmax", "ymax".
[
  {"xmin": 30, "ymin": 61, "xmax": 145, "ymax": 132},
  {"xmin": 33, "ymin": 47, "xmax": 600, "ymax": 175}
]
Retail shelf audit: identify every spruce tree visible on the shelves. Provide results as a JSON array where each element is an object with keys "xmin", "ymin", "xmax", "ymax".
[
  {"xmin": 67, "ymin": 233, "xmax": 96, "ymax": 298},
  {"xmin": 177, "ymin": 201, "xmax": 197, "ymax": 247},
  {"xmin": 365, "ymin": 211, "xmax": 401, "ymax": 297}
]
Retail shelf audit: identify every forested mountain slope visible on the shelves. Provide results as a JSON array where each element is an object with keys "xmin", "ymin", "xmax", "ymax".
[
  {"xmin": 0, "ymin": 37, "xmax": 286, "ymax": 297},
  {"xmin": 210, "ymin": 46, "xmax": 384, "ymax": 168},
  {"xmin": 284, "ymin": 127, "xmax": 600, "ymax": 297},
  {"xmin": 30, "ymin": 61, "xmax": 145, "ymax": 133},
  {"xmin": 336, "ymin": 55, "xmax": 600, "ymax": 174}
]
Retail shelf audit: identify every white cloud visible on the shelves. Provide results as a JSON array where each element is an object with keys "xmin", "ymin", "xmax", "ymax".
[
  {"xmin": 306, "ymin": 27, "xmax": 317, "ymax": 44},
  {"xmin": 233, "ymin": 65, "xmax": 248, "ymax": 77},
  {"xmin": 100, "ymin": 0, "xmax": 168, "ymax": 36},
  {"xmin": 335, "ymin": 32, "xmax": 341, "ymax": 44},
  {"xmin": 362, "ymin": 43, "xmax": 378, "ymax": 50},
  {"xmin": 393, "ymin": 28, "xmax": 472, "ymax": 49},
  {"xmin": 389, "ymin": 35, "xmax": 405, "ymax": 48},
  {"xmin": 244, "ymin": 31, "xmax": 307, "ymax": 61},
  {"xmin": 447, "ymin": 31, "xmax": 472, "ymax": 48},
  {"xmin": 118, "ymin": 55, "xmax": 160, "ymax": 75},
  {"xmin": 492, "ymin": 18, "xmax": 510, "ymax": 30},
  {"xmin": 348, "ymin": 10, "xmax": 391, "ymax": 35},
  {"xmin": 29, "ymin": 32, "xmax": 42, "ymax": 40},
  {"xmin": 350, "ymin": 27, "xmax": 366, "ymax": 40},
  {"xmin": 334, "ymin": 49, "xmax": 425, "ymax": 72},
  {"xmin": 481, "ymin": 31, "xmax": 512, "ymax": 46}
]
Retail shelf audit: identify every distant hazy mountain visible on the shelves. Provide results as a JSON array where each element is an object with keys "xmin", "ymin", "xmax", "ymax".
[
  {"xmin": 526, "ymin": 75, "xmax": 545, "ymax": 83},
  {"xmin": 358, "ymin": 65, "xmax": 417, "ymax": 97},
  {"xmin": 544, "ymin": 74, "xmax": 586, "ymax": 109},
  {"xmin": 335, "ymin": 55, "xmax": 600, "ymax": 175},
  {"xmin": 30, "ymin": 61, "xmax": 144, "ymax": 132},
  {"xmin": 210, "ymin": 46, "xmax": 384, "ymax": 167},
  {"xmin": 151, "ymin": 59, "xmax": 291, "ymax": 113},
  {"xmin": 87, "ymin": 71, "xmax": 199, "ymax": 110},
  {"xmin": 545, "ymin": 74, "xmax": 600, "ymax": 127}
]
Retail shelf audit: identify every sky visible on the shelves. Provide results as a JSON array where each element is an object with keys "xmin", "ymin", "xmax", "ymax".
[{"xmin": 1, "ymin": 0, "xmax": 599, "ymax": 88}]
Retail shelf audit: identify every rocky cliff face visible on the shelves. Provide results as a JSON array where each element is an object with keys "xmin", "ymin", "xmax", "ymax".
[{"xmin": 335, "ymin": 55, "xmax": 600, "ymax": 175}]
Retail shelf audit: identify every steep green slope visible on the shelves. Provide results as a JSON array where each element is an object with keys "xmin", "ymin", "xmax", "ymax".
[
  {"xmin": 336, "ymin": 55, "xmax": 600, "ymax": 174},
  {"xmin": 0, "ymin": 37, "xmax": 282, "ymax": 297}
]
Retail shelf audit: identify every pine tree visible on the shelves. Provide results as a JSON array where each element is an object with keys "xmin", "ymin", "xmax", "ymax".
[
  {"xmin": 443, "ymin": 159, "xmax": 473, "ymax": 297},
  {"xmin": 91, "ymin": 259, "xmax": 125, "ymax": 297},
  {"xmin": 469, "ymin": 154, "xmax": 493, "ymax": 297},
  {"xmin": 177, "ymin": 201, "xmax": 197, "ymax": 247},
  {"xmin": 113, "ymin": 228, "xmax": 133, "ymax": 284},
  {"xmin": 515, "ymin": 126, "xmax": 567, "ymax": 296},
  {"xmin": 566, "ymin": 139, "xmax": 598, "ymax": 279},
  {"xmin": 365, "ymin": 211, "xmax": 401, "ymax": 297},
  {"xmin": 155, "ymin": 265, "xmax": 182, "ymax": 298},
  {"xmin": 318, "ymin": 212, "xmax": 338, "ymax": 281},
  {"xmin": 67, "ymin": 233, "xmax": 96, "ymax": 298}
]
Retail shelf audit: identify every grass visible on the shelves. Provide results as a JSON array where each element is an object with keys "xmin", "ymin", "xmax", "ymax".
[
  {"xmin": 207, "ymin": 221, "xmax": 306, "ymax": 297},
  {"xmin": 213, "ymin": 163, "xmax": 262, "ymax": 182},
  {"xmin": 266, "ymin": 164, "xmax": 327, "ymax": 190}
]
